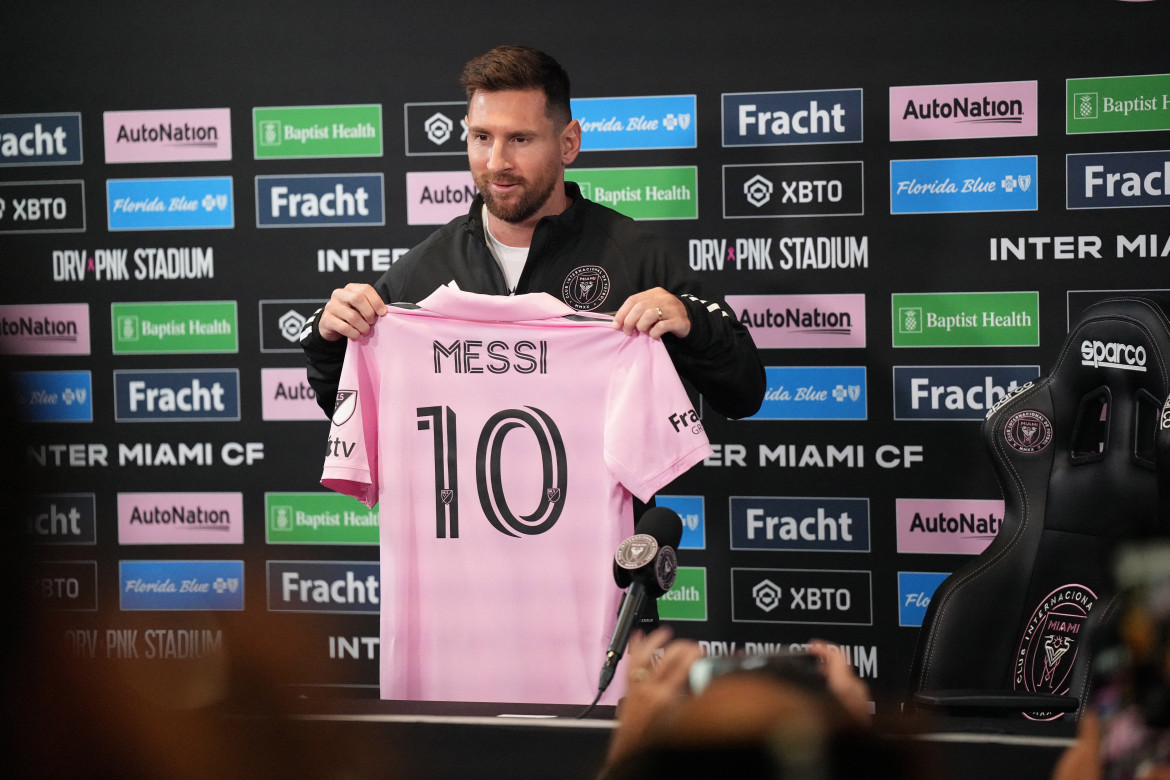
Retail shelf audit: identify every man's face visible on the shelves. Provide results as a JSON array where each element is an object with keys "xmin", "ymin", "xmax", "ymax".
[{"xmin": 466, "ymin": 88, "xmax": 578, "ymax": 225}]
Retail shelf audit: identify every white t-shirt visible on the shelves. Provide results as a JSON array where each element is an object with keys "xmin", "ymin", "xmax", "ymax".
[{"xmin": 321, "ymin": 287, "xmax": 711, "ymax": 705}]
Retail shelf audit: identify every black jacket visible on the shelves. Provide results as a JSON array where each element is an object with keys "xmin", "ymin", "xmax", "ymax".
[{"xmin": 302, "ymin": 181, "xmax": 765, "ymax": 419}]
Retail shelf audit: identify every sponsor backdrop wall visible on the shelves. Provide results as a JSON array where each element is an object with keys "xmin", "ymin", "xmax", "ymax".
[{"xmin": 3, "ymin": 0, "xmax": 1168, "ymax": 710}]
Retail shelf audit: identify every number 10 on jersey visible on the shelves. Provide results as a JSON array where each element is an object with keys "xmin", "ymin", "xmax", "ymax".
[{"xmin": 417, "ymin": 405, "xmax": 568, "ymax": 539}]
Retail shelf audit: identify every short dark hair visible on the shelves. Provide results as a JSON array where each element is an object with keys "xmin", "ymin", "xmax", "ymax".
[{"xmin": 460, "ymin": 45, "xmax": 572, "ymax": 126}]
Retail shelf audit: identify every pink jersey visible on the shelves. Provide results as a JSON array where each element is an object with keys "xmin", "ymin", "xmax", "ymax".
[{"xmin": 321, "ymin": 287, "xmax": 711, "ymax": 705}]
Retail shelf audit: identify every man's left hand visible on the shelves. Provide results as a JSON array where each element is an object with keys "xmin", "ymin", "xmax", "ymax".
[{"xmin": 612, "ymin": 287, "xmax": 691, "ymax": 340}]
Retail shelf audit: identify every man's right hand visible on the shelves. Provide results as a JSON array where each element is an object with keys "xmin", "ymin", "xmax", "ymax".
[{"xmin": 318, "ymin": 283, "xmax": 388, "ymax": 341}]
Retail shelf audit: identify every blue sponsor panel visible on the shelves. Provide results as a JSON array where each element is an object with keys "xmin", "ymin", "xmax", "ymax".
[
  {"xmin": 898, "ymin": 571, "xmax": 950, "ymax": 627},
  {"xmin": 890, "ymin": 156, "xmax": 1038, "ymax": 214},
  {"xmin": 893, "ymin": 365, "xmax": 1041, "ymax": 421},
  {"xmin": 655, "ymin": 494, "xmax": 705, "ymax": 550},
  {"xmin": 571, "ymin": 95, "xmax": 696, "ymax": 150},
  {"xmin": 256, "ymin": 173, "xmax": 385, "ymax": 227},
  {"xmin": 750, "ymin": 366, "xmax": 866, "ymax": 420},
  {"xmin": 0, "ymin": 113, "xmax": 84, "ymax": 165},
  {"xmin": 1067, "ymin": 150, "xmax": 1170, "ymax": 210},
  {"xmin": 13, "ymin": 370, "xmax": 92, "ymax": 422},
  {"xmin": 722, "ymin": 89, "xmax": 863, "ymax": 146},
  {"xmin": 267, "ymin": 561, "xmax": 381, "ymax": 614},
  {"xmin": 730, "ymin": 497, "xmax": 870, "ymax": 552},
  {"xmin": 107, "ymin": 177, "xmax": 234, "ymax": 230},
  {"xmin": 120, "ymin": 560, "xmax": 244, "ymax": 611},
  {"xmin": 113, "ymin": 368, "xmax": 240, "ymax": 422}
]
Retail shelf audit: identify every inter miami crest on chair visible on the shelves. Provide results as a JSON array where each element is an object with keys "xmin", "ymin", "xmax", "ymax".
[{"xmin": 906, "ymin": 296, "xmax": 1170, "ymax": 721}]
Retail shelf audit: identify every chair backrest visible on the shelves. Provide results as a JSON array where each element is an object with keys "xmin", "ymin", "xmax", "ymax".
[{"xmin": 907, "ymin": 296, "xmax": 1170, "ymax": 719}]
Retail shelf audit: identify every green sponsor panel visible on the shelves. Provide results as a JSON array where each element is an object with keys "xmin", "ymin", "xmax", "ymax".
[
  {"xmin": 253, "ymin": 104, "xmax": 383, "ymax": 158},
  {"xmin": 1067, "ymin": 74, "xmax": 1170, "ymax": 134},
  {"xmin": 266, "ymin": 492, "xmax": 379, "ymax": 544},
  {"xmin": 892, "ymin": 291, "xmax": 1039, "ymax": 348},
  {"xmin": 657, "ymin": 566, "xmax": 707, "ymax": 621},
  {"xmin": 565, "ymin": 166, "xmax": 698, "ymax": 219},
  {"xmin": 111, "ymin": 301, "xmax": 238, "ymax": 354}
]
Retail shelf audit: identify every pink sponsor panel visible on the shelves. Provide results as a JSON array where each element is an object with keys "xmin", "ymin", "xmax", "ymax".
[
  {"xmin": 118, "ymin": 492, "xmax": 244, "ymax": 544},
  {"xmin": 406, "ymin": 171, "xmax": 478, "ymax": 225},
  {"xmin": 725, "ymin": 293, "xmax": 866, "ymax": 349},
  {"xmin": 0, "ymin": 303, "xmax": 90, "ymax": 355},
  {"xmin": 261, "ymin": 367, "xmax": 322, "ymax": 420},
  {"xmin": 896, "ymin": 498, "xmax": 1004, "ymax": 555},
  {"xmin": 103, "ymin": 108, "xmax": 232, "ymax": 163},
  {"xmin": 889, "ymin": 81, "xmax": 1038, "ymax": 141}
]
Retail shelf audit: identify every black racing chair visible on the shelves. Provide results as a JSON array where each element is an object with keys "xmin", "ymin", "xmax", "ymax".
[{"xmin": 906, "ymin": 296, "xmax": 1170, "ymax": 721}]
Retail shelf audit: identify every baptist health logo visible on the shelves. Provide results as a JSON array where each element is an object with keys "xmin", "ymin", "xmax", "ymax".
[
  {"xmin": 253, "ymin": 104, "xmax": 382, "ymax": 159},
  {"xmin": 1068, "ymin": 74, "xmax": 1170, "ymax": 134},
  {"xmin": 893, "ymin": 292, "xmax": 1040, "ymax": 348},
  {"xmin": 112, "ymin": 301, "xmax": 238, "ymax": 355}
]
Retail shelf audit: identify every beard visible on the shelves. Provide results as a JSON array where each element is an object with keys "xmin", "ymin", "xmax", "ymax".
[{"xmin": 475, "ymin": 171, "xmax": 559, "ymax": 225}]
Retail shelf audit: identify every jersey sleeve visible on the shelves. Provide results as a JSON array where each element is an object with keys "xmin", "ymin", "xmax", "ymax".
[
  {"xmin": 604, "ymin": 332, "xmax": 714, "ymax": 503},
  {"xmin": 320, "ymin": 338, "xmax": 379, "ymax": 508}
]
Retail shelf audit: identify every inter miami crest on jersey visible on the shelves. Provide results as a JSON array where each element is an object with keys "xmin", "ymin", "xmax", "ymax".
[{"xmin": 561, "ymin": 265, "xmax": 611, "ymax": 311}]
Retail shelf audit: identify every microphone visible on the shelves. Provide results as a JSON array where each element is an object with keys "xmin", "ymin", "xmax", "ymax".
[{"xmin": 597, "ymin": 507, "xmax": 682, "ymax": 694}]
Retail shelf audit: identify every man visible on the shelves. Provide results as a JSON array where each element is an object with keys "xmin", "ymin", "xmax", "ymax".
[{"xmin": 301, "ymin": 44, "xmax": 764, "ymax": 421}]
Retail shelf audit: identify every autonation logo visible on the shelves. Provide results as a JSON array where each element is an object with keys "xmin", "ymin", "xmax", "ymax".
[
  {"xmin": 0, "ymin": 303, "xmax": 90, "ymax": 355},
  {"xmin": 750, "ymin": 366, "xmax": 866, "ymax": 421},
  {"xmin": 890, "ymin": 156, "xmax": 1037, "ymax": 214},
  {"xmin": 726, "ymin": 293, "xmax": 866, "ymax": 349},
  {"xmin": 722, "ymin": 89, "xmax": 862, "ymax": 146},
  {"xmin": 890, "ymin": 81, "xmax": 1037, "ymax": 141},
  {"xmin": 573, "ymin": 95, "xmax": 696, "ymax": 151}
]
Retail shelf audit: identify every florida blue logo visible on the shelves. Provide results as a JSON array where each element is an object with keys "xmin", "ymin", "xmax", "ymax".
[
  {"xmin": 572, "ymin": 95, "xmax": 696, "ymax": 151},
  {"xmin": 654, "ymin": 495, "xmax": 705, "ymax": 550},
  {"xmin": 750, "ymin": 366, "xmax": 866, "ymax": 420},
  {"xmin": 120, "ymin": 560, "xmax": 244, "ymax": 611},
  {"xmin": 14, "ymin": 370, "xmax": 92, "ymax": 422},
  {"xmin": 890, "ymin": 156, "xmax": 1037, "ymax": 214},
  {"xmin": 899, "ymin": 571, "xmax": 949, "ymax": 626},
  {"xmin": 107, "ymin": 177, "xmax": 234, "ymax": 230}
]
